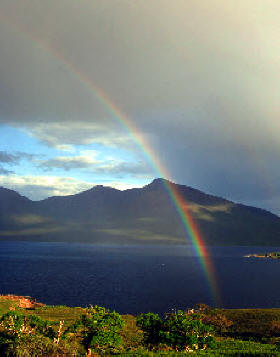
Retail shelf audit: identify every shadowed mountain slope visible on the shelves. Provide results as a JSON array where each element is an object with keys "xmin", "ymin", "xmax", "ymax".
[{"xmin": 0, "ymin": 179, "xmax": 279, "ymax": 245}]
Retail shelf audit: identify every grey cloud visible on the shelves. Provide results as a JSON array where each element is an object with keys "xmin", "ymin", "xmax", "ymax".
[
  {"xmin": 0, "ymin": 151, "xmax": 19, "ymax": 163},
  {"xmin": 38, "ymin": 156, "xmax": 97, "ymax": 171},
  {"xmin": 24, "ymin": 122, "xmax": 137, "ymax": 151},
  {"xmin": 92, "ymin": 161, "xmax": 152, "ymax": 178},
  {"xmin": 38, "ymin": 155, "xmax": 152, "ymax": 178},
  {"xmin": 149, "ymin": 121, "xmax": 280, "ymax": 214},
  {"xmin": 0, "ymin": 151, "xmax": 34, "ymax": 164},
  {"xmin": 247, "ymin": 197, "xmax": 280, "ymax": 217},
  {"xmin": 0, "ymin": 0, "xmax": 278, "ymax": 128},
  {"xmin": 0, "ymin": 1, "xmax": 279, "ymax": 211}
]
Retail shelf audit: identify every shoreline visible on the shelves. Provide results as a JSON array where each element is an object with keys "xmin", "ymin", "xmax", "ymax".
[{"xmin": 244, "ymin": 252, "xmax": 280, "ymax": 259}]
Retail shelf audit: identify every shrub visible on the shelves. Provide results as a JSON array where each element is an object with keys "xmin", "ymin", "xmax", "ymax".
[
  {"xmin": 136, "ymin": 310, "xmax": 215, "ymax": 351},
  {"xmin": 136, "ymin": 313, "xmax": 162, "ymax": 347},
  {"xmin": 161, "ymin": 310, "xmax": 215, "ymax": 351},
  {"xmin": 67, "ymin": 305, "xmax": 125, "ymax": 355},
  {"xmin": 0, "ymin": 311, "xmax": 58, "ymax": 339},
  {"xmin": 198, "ymin": 311, "xmax": 233, "ymax": 334},
  {"xmin": 3, "ymin": 334, "xmax": 77, "ymax": 357},
  {"xmin": 0, "ymin": 311, "xmax": 76, "ymax": 356}
]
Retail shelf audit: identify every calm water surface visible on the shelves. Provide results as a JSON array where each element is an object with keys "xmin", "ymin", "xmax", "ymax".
[{"xmin": 1, "ymin": 242, "xmax": 280, "ymax": 315}]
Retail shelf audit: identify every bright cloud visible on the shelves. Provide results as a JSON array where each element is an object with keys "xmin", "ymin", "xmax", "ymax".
[
  {"xmin": 0, "ymin": 175, "xmax": 93, "ymax": 200},
  {"xmin": 23, "ymin": 122, "xmax": 135, "ymax": 149},
  {"xmin": 0, "ymin": 174, "xmax": 147, "ymax": 201}
]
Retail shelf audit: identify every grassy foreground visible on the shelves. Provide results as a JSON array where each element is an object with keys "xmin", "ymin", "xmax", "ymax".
[{"xmin": 1, "ymin": 296, "xmax": 280, "ymax": 356}]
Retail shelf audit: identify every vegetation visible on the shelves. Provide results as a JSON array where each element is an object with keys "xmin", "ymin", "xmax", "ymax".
[
  {"xmin": 137, "ymin": 310, "xmax": 215, "ymax": 351},
  {"xmin": 66, "ymin": 305, "xmax": 125, "ymax": 355},
  {"xmin": 264, "ymin": 252, "xmax": 280, "ymax": 259},
  {"xmin": 0, "ymin": 310, "xmax": 77, "ymax": 355},
  {"xmin": 1, "ymin": 296, "xmax": 280, "ymax": 355},
  {"xmin": 245, "ymin": 252, "xmax": 280, "ymax": 259},
  {"xmin": 264, "ymin": 252, "xmax": 280, "ymax": 258}
]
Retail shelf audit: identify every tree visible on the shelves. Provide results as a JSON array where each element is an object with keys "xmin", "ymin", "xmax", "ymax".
[
  {"xmin": 68, "ymin": 305, "xmax": 124, "ymax": 355},
  {"xmin": 161, "ymin": 310, "xmax": 215, "ymax": 351},
  {"xmin": 136, "ymin": 312, "xmax": 162, "ymax": 346},
  {"xmin": 136, "ymin": 310, "xmax": 215, "ymax": 351}
]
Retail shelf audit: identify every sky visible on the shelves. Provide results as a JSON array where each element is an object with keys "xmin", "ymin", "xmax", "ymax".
[{"xmin": 0, "ymin": 0, "xmax": 279, "ymax": 215}]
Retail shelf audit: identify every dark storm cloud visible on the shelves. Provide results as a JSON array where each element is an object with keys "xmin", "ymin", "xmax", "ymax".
[
  {"xmin": 0, "ymin": 0, "xmax": 279, "ymax": 212},
  {"xmin": 1, "ymin": 0, "xmax": 276, "ymax": 127},
  {"xmin": 149, "ymin": 117, "xmax": 280, "ymax": 213}
]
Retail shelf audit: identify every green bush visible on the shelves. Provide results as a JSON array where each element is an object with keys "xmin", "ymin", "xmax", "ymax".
[
  {"xmin": 2, "ymin": 334, "xmax": 78, "ymax": 357},
  {"xmin": 0, "ymin": 311, "xmax": 58, "ymax": 341},
  {"xmin": 67, "ymin": 305, "xmax": 125, "ymax": 355},
  {"xmin": 136, "ymin": 312, "xmax": 162, "ymax": 346},
  {"xmin": 0, "ymin": 311, "xmax": 78, "ymax": 356},
  {"xmin": 136, "ymin": 310, "xmax": 216, "ymax": 351}
]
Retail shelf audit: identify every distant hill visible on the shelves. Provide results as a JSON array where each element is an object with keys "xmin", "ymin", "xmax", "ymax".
[{"xmin": 0, "ymin": 179, "xmax": 279, "ymax": 246}]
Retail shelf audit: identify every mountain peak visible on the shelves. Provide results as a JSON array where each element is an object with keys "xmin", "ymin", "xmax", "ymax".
[
  {"xmin": 81, "ymin": 184, "xmax": 120, "ymax": 195},
  {"xmin": 144, "ymin": 178, "xmax": 174, "ymax": 190},
  {"xmin": 148, "ymin": 177, "xmax": 172, "ymax": 186},
  {"xmin": 0, "ymin": 181, "xmax": 279, "ymax": 245},
  {"xmin": 91, "ymin": 185, "xmax": 119, "ymax": 191},
  {"xmin": 92, "ymin": 185, "xmax": 106, "ymax": 190}
]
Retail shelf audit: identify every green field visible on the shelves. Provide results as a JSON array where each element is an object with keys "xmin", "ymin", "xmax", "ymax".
[{"xmin": 1, "ymin": 297, "xmax": 280, "ymax": 356}]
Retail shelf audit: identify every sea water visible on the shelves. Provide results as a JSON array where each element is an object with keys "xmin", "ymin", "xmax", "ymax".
[{"xmin": 1, "ymin": 241, "xmax": 280, "ymax": 314}]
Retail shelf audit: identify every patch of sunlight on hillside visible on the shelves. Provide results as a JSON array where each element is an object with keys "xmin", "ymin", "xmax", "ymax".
[{"xmin": 188, "ymin": 203, "xmax": 233, "ymax": 221}]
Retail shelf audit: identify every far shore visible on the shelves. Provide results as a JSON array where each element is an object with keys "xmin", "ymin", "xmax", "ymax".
[{"xmin": 244, "ymin": 252, "xmax": 280, "ymax": 259}]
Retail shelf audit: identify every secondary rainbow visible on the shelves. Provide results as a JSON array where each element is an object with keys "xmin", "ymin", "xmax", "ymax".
[{"xmin": 5, "ymin": 16, "xmax": 221, "ymax": 305}]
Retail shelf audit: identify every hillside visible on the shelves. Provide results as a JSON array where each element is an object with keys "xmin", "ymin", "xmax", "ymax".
[
  {"xmin": 1, "ymin": 296, "xmax": 280, "ymax": 356},
  {"xmin": 0, "ymin": 179, "xmax": 280, "ymax": 245}
]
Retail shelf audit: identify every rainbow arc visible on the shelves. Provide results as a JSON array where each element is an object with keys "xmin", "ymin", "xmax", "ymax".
[{"xmin": 4, "ymin": 16, "xmax": 220, "ymax": 305}]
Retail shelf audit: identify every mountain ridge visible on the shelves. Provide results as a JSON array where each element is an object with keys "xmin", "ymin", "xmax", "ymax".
[{"xmin": 0, "ymin": 179, "xmax": 279, "ymax": 246}]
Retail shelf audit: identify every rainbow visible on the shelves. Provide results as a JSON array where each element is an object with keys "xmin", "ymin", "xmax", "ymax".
[{"xmin": 4, "ymin": 16, "xmax": 220, "ymax": 305}]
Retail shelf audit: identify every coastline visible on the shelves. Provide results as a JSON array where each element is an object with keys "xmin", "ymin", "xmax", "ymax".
[{"xmin": 244, "ymin": 252, "xmax": 280, "ymax": 259}]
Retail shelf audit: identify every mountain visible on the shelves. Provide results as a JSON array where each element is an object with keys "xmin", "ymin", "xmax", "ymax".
[{"xmin": 0, "ymin": 179, "xmax": 279, "ymax": 245}]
